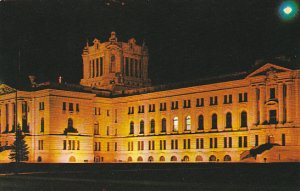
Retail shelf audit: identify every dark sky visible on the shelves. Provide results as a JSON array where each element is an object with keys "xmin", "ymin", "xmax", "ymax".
[{"xmin": 1, "ymin": 0, "xmax": 299, "ymax": 86}]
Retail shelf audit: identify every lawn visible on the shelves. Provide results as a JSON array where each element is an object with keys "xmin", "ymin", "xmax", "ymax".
[{"xmin": 0, "ymin": 163, "xmax": 299, "ymax": 191}]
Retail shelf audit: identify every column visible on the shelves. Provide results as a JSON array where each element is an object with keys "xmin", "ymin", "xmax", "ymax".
[
  {"xmin": 259, "ymin": 85, "xmax": 266, "ymax": 124},
  {"xmin": 278, "ymin": 82, "xmax": 284, "ymax": 123},
  {"xmin": 286, "ymin": 81, "xmax": 293, "ymax": 123},
  {"xmin": 251, "ymin": 86, "xmax": 258, "ymax": 125}
]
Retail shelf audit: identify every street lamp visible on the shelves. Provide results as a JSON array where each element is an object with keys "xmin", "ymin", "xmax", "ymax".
[{"xmin": 279, "ymin": 1, "xmax": 299, "ymax": 21}]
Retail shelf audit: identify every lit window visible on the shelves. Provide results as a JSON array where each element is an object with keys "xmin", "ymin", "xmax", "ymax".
[
  {"xmin": 185, "ymin": 116, "xmax": 191, "ymax": 131},
  {"xmin": 173, "ymin": 117, "xmax": 178, "ymax": 132}
]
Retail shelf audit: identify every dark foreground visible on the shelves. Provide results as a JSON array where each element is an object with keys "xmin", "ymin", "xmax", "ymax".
[{"xmin": 0, "ymin": 163, "xmax": 299, "ymax": 191}]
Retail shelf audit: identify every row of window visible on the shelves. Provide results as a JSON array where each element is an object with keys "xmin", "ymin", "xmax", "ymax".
[
  {"xmin": 63, "ymin": 140, "xmax": 80, "ymax": 150},
  {"xmin": 127, "ymin": 155, "xmax": 231, "ymax": 162},
  {"xmin": 129, "ymin": 112, "xmax": 248, "ymax": 134},
  {"xmin": 128, "ymin": 93, "xmax": 248, "ymax": 115},
  {"xmin": 62, "ymin": 102, "xmax": 79, "ymax": 112},
  {"xmin": 89, "ymin": 57, "xmax": 104, "ymax": 78},
  {"xmin": 93, "ymin": 134, "xmax": 286, "ymax": 152},
  {"xmin": 124, "ymin": 57, "xmax": 143, "ymax": 78}
]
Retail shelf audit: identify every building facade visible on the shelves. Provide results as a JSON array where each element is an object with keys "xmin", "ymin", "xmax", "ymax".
[{"xmin": 0, "ymin": 32, "xmax": 299, "ymax": 163}]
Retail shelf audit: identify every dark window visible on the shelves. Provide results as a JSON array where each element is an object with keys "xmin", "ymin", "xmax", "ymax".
[
  {"xmin": 200, "ymin": 138, "xmax": 204, "ymax": 149},
  {"xmin": 76, "ymin": 104, "xmax": 79, "ymax": 112},
  {"xmin": 140, "ymin": 120, "xmax": 144, "ymax": 134},
  {"xmin": 210, "ymin": 138, "xmax": 213, "ymax": 148},
  {"xmin": 125, "ymin": 57, "xmax": 129, "ymax": 76},
  {"xmin": 62, "ymin": 102, "xmax": 66, "ymax": 111},
  {"xmin": 214, "ymin": 138, "xmax": 218, "ymax": 148},
  {"xmin": 198, "ymin": 115, "xmax": 204, "ymax": 130},
  {"xmin": 212, "ymin": 114, "xmax": 218, "ymax": 129},
  {"xmin": 238, "ymin": 136, "xmax": 242, "ymax": 148},
  {"xmin": 40, "ymin": 118, "xmax": 44, "ymax": 132},
  {"xmin": 100, "ymin": 57, "xmax": 103, "ymax": 76},
  {"xmin": 210, "ymin": 97, "xmax": 213, "ymax": 105},
  {"xmin": 197, "ymin": 98, "xmax": 204, "ymax": 107},
  {"xmin": 241, "ymin": 111, "xmax": 247, "ymax": 127},
  {"xmin": 187, "ymin": 139, "xmax": 191, "ymax": 149},
  {"xmin": 239, "ymin": 93, "xmax": 243, "ymax": 102},
  {"xmin": 224, "ymin": 95, "xmax": 227, "ymax": 104},
  {"xmin": 282, "ymin": 134, "xmax": 286, "ymax": 146},
  {"xmin": 270, "ymin": 88, "xmax": 276, "ymax": 99},
  {"xmin": 255, "ymin": 135, "xmax": 259, "ymax": 146},
  {"xmin": 129, "ymin": 121, "xmax": 134, "ymax": 134},
  {"xmin": 135, "ymin": 59, "xmax": 138, "ymax": 77},
  {"xmin": 229, "ymin": 95, "xmax": 232, "ymax": 103},
  {"xmin": 244, "ymin": 136, "xmax": 248, "ymax": 147},
  {"xmin": 244, "ymin": 93, "xmax": 248, "ymax": 102},
  {"xmin": 229, "ymin": 137, "xmax": 232, "ymax": 148},
  {"xmin": 150, "ymin": 119, "xmax": 155, "ymax": 133},
  {"xmin": 63, "ymin": 140, "xmax": 66, "ymax": 150},
  {"xmin": 226, "ymin": 112, "xmax": 232, "ymax": 128},
  {"xmin": 94, "ymin": 123, "xmax": 99, "ymax": 135},
  {"xmin": 269, "ymin": 110, "xmax": 277, "ymax": 124},
  {"xmin": 224, "ymin": 137, "xmax": 227, "ymax": 148},
  {"xmin": 69, "ymin": 103, "xmax": 73, "ymax": 112},
  {"xmin": 161, "ymin": 118, "xmax": 166, "ymax": 132}
]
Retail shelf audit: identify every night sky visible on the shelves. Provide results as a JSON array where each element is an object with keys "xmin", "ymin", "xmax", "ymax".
[{"xmin": 1, "ymin": 0, "xmax": 299, "ymax": 86}]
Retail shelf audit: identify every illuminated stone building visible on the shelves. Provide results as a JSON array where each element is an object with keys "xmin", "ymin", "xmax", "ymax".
[{"xmin": 0, "ymin": 32, "xmax": 299, "ymax": 163}]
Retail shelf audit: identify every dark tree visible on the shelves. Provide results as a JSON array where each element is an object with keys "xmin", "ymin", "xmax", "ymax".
[{"xmin": 9, "ymin": 124, "xmax": 29, "ymax": 163}]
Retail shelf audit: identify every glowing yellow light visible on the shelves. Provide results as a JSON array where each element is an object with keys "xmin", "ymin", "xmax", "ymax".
[{"xmin": 283, "ymin": 6, "xmax": 293, "ymax": 14}]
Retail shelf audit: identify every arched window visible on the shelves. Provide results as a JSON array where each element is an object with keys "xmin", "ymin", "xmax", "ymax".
[
  {"xmin": 198, "ymin": 115, "xmax": 204, "ymax": 130},
  {"xmin": 40, "ymin": 118, "xmax": 44, "ymax": 132},
  {"xmin": 148, "ymin": 156, "xmax": 154, "ymax": 162},
  {"xmin": 212, "ymin": 114, "xmax": 217, "ymax": 129},
  {"xmin": 226, "ymin": 112, "xmax": 232, "ymax": 128},
  {"xmin": 68, "ymin": 118, "xmax": 73, "ymax": 128},
  {"xmin": 171, "ymin": 156, "xmax": 177, "ymax": 162},
  {"xmin": 127, "ymin": 157, "xmax": 132, "ymax": 162},
  {"xmin": 110, "ymin": 54, "xmax": 116, "ymax": 73},
  {"xmin": 183, "ymin": 156, "xmax": 189, "ymax": 162},
  {"xmin": 140, "ymin": 120, "xmax": 144, "ymax": 134},
  {"xmin": 129, "ymin": 121, "xmax": 134, "ymax": 134},
  {"xmin": 150, "ymin": 119, "xmax": 155, "ymax": 133},
  {"xmin": 159, "ymin": 156, "xmax": 165, "ymax": 162},
  {"xmin": 94, "ymin": 122, "xmax": 99, "ymax": 135},
  {"xmin": 173, "ymin": 117, "xmax": 178, "ymax": 132},
  {"xmin": 37, "ymin": 156, "xmax": 42, "ymax": 162},
  {"xmin": 69, "ymin": 156, "xmax": 76, "ymax": 163},
  {"xmin": 209, "ymin": 155, "xmax": 217, "ymax": 161},
  {"xmin": 195, "ymin": 155, "xmax": 203, "ymax": 162},
  {"xmin": 137, "ymin": 156, "xmax": 143, "ymax": 162},
  {"xmin": 161, "ymin": 118, "xmax": 166, "ymax": 132},
  {"xmin": 185, "ymin": 116, "xmax": 191, "ymax": 131},
  {"xmin": 241, "ymin": 111, "xmax": 247, "ymax": 127},
  {"xmin": 224, "ymin": 155, "xmax": 231, "ymax": 161}
]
